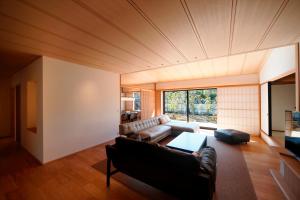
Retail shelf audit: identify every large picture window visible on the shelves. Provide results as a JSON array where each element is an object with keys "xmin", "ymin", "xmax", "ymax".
[{"xmin": 163, "ymin": 89, "xmax": 217, "ymax": 123}]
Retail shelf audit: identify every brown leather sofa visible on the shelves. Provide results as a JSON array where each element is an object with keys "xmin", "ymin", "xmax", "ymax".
[{"xmin": 106, "ymin": 137, "xmax": 217, "ymax": 200}]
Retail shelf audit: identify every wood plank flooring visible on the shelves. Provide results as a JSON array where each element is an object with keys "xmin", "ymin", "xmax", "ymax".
[{"xmin": 0, "ymin": 136, "xmax": 286, "ymax": 200}]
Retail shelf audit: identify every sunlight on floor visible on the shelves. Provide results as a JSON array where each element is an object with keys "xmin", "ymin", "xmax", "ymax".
[
  {"xmin": 249, "ymin": 140, "xmax": 257, "ymax": 143},
  {"xmin": 198, "ymin": 129, "xmax": 214, "ymax": 136}
]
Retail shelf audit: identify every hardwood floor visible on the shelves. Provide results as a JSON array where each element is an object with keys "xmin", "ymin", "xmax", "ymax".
[
  {"xmin": 241, "ymin": 137, "xmax": 286, "ymax": 200},
  {"xmin": 0, "ymin": 136, "xmax": 286, "ymax": 200}
]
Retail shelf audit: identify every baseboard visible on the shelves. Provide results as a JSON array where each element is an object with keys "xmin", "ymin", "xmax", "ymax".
[{"xmin": 272, "ymin": 130, "xmax": 285, "ymax": 132}]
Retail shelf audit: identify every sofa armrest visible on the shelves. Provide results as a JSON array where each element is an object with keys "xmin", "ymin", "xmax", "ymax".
[
  {"xmin": 120, "ymin": 131, "xmax": 135, "ymax": 138},
  {"xmin": 194, "ymin": 147, "xmax": 217, "ymax": 181}
]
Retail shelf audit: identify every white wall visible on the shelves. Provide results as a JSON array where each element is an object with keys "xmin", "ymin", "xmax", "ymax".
[
  {"xmin": 271, "ymin": 84, "xmax": 296, "ymax": 131},
  {"xmin": 156, "ymin": 74, "xmax": 259, "ymax": 90},
  {"xmin": 12, "ymin": 57, "xmax": 44, "ymax": 163},
  {"xmin": 260, "ymin": 45, "xmax": 296, "ymax": 83},
  {"xmin": 0, "ymin": 78, "xmax": 11, "ymax": 137},
  {"xmin": 43, "ymin": 57, "xmax": 120, "ymax": 163}
]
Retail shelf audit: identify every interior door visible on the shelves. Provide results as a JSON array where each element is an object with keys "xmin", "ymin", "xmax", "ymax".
[
  {"xmin": 260, "ymin": 83, "xmax": 272, "ymax": 135},
  {"xmin": 15, "ymin": 85, "xmax": 21, "ymax": 143}
]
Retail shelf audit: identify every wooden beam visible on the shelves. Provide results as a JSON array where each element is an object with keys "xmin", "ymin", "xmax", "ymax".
[{"xmin": 296, "ymin": 43, "xmax": 300, "ymax": 111}]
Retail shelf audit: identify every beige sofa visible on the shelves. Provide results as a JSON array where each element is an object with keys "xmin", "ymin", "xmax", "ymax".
[{"xmin": 119, "ymin": 115, "xmax": 199, "ymax": 142}]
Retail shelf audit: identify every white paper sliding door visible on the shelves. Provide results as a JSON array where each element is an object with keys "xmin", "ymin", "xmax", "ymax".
[
  {"xmin": 217, "ymin": 86, "xmax": 260, "ymax": 135},
  {"xmin": 260, "ymin": 83, "xmax": 270, "ymax": 135}
]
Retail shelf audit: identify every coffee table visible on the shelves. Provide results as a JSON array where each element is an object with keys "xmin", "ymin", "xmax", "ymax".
[{"xmin": 166, "ymin": 132, "xmax": 207, "ymax": 153}]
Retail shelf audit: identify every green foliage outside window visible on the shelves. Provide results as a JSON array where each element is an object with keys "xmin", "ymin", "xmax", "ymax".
[{"xmin": 164, "ymin": 89, "xmax": 217, "ymax": 123}]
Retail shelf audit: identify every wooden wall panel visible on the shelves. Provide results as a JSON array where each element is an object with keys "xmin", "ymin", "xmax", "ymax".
[
  {"xmin": 141, "ymin": 90, "xmax": 155, "ymax": 120},
  {"xmin": 296, "ymin": 43, "xmax": 300, "ymax": 111},
  {"xmin": 155, "ymin": 90, "xmax": 162, "ymax": 116}
]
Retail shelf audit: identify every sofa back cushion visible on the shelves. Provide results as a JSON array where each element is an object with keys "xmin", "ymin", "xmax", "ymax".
[
  {"xmin": 119, "ymin": 116, "xmax": 160, "ymax": 135},
  {"xmin": 159, "ymin": 115, "xmax": 171, "ymax": 124},
  {"xmin": 114, "ymin": 137, "xmax": 200, "ymax": 172}
]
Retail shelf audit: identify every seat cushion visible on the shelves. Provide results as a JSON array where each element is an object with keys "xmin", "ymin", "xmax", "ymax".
[
  {"xmin": 165, "ymin": 120, "xmax": 198, "ymax": 133},
  {"xmin": 214, "ymin": 129, "xmax": 250, "ymax": 144},
  {"xmin": 138, "ymin": 125, "xmax": 171, "ymax": 140}
]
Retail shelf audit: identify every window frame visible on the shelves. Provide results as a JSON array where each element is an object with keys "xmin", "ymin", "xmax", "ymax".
[
  {"xmin": 163, "ymin": 88, "xmax": 217, "ymax": 123},
  {"xmin": 133, "ymin": 91, "xmax": 141, "ymax": 111}
]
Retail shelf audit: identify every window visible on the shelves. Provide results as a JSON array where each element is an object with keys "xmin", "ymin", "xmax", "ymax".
[
  {"xmin": 163, "ymin": 91, "xmax": 187, "ymax": 121},
  {"xmin": 188, "ymin": 89, "xmax": 217, "ymax": 123},
  {"xmin": 163, "ymin": 89, "xmax": 217, "ymax": 123},
  {"xmin": 133, "ymin": 92, "xmax": 141, "ymax": 111}
]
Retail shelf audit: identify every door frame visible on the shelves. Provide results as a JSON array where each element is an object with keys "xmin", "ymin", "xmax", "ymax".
[
  {"xmin": 14, "ymin": 85, "xmax": 21, "ymax": 143},
  {"xmin": 260, "ymin": 82, "xmax": 272, "ymax": 136}
]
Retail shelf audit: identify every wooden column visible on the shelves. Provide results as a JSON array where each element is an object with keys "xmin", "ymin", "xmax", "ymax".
[
  {"xmin": 296, "ymin": 43, "xmax": 300, "ymax": 111},
  {"xmin": 155, "ymin": 89, "xmax": 162, "ymax": 116}
]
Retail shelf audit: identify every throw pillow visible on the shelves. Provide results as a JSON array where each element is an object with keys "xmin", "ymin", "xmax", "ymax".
[{"xmin": 159, "ymin": 115, "xmax": 171, "ymax": 124}]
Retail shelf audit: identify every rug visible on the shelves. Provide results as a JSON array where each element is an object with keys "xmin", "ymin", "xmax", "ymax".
[{"xmin": 92, "ymin": 136, "xmax": 257, "ymax": 200}]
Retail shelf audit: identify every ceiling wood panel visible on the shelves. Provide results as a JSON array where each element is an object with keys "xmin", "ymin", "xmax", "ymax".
[
  {"xmin": 0, "ymin": 0, "xmax": 299, "ymax": 77},
  {"xmin": 0, "ymin": 38, "xmax": 133, "ymax": 74},
  {"xmin": 23, "ymin": 0, "xmax": 177, "ymax": 67},
  {"xmin": 131, "ymin": 0, "xmax": 206, "ymax": 62},
  {"xmin": 122, "ymin": 49, "xmax": 270, "ymax": 85},
  {"xmin": 0, "ymin": 0, "xmax": 151, "ymax": 69},
  {"xmin": 227, "ymin": 54, "xmax": 245, "ymax": 76},
  {"xmin": 0, "ymin": 16, "xmax": 140, "ymax": 72},
  {"xmin": 186, "ymin": 63, "xmax": 204, "ymax": 80},
  {"xmin": 232, "ymin": 0, "xmax": 283, "ymax": 54},
  {"xmin": 198, "ymin": 60, "xmax": 214, "ymax": 78},
  {"xmin": 212, "ymin": 57, "xmax": 228, "ymax": 77},
  {"xmin": 0, "ymin": 48, "xmax": 37, "ymax": 78},
  {"xmin": 0, "ymin": 31, "xmax": 140, "ymax": 73},
  {"xmin": 260, "ymin": 0, "xmax": 300, "ymax": 49},
  {"xmin": 185, "ymin": 0, "xmax": 232, "ymax": 58},
  {"xmin": 242, "ymin": 50, "xmax": 269, "ymax": 75},
  {"xmin": 81, "ymin": 0, "xmax": 186, "ymax": 66}
]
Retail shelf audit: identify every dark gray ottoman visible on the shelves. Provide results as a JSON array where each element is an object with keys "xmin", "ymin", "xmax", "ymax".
[{"xmin": 214, "ymin": 129, "xmax": 250, "ymax": 144}]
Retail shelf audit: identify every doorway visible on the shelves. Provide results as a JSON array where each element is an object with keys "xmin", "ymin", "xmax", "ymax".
[
  {"xmin": 15, "ymin": 85, "xmax": 21, "ymax": 143},
  {"xmin": 270, "ymin": 74, "xmax": 296, "ymax": 146}
]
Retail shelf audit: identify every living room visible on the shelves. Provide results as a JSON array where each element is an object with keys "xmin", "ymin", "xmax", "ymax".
[{"xmin": 0, "ymin": 0, "xmax": 300, "ymax": 200}]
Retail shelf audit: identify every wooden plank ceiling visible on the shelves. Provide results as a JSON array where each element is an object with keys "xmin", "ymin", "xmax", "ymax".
[
  {"xmin": 0, "ymin": 0, "xmax": 299, "ymax": 76},
  {"xmin": 121, "ymin": 48, "xmax": 270, "ymax": 85},
  {"xmin": 0, "ymin": 48, "xmax": 38, "ymax": 79}
]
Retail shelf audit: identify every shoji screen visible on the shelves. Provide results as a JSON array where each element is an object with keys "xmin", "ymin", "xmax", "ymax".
[{"xmin": 217, "ymin": 86, "xmax": 260, "ymax": 135}]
